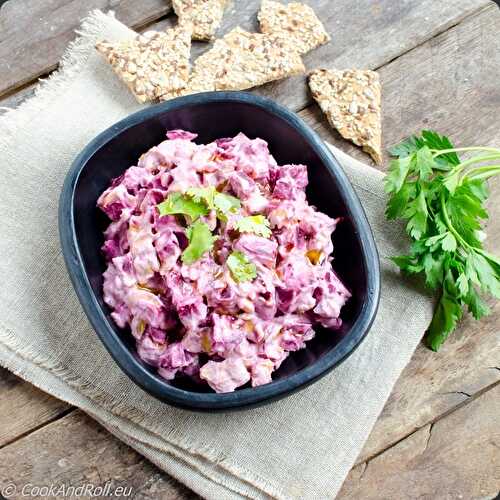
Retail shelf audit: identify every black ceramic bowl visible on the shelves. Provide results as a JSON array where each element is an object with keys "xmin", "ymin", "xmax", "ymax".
[{"xmin": 59, "ymin": 92, "xmax": 380, "ymax": 411}]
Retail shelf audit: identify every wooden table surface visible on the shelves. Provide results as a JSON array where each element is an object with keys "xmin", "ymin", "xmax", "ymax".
[{"xmin": 1, "ymin": 1, "xmax": 499, "ymax": 498}]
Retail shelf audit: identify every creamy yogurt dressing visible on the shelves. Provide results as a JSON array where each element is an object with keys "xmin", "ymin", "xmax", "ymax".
[{"xmin": 98, "ymin": 130, "xmax": 350, "ymax": 393}]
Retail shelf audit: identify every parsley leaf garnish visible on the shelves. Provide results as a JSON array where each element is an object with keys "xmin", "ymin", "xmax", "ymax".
[
  {"xmin": 181, "ymin": 221, "xmax": 217, "ymax": 264},
  {"xmin": 186, "ymin": 186, "xmax": 240, "ymax": 220},
  {"xmin": 386, "ymin": 131, "xmax": 500, "ymax": 351},
  {"xmin": 157, "ymin": 192, "xmax": 208, "ymax": 220},
  {"xmin": 233, "ymin": 215, "xmax": 272, "ymax": 238},
  {"xmin": 226, "ymin": 251, "xmax": 257, "ymax": 282}
]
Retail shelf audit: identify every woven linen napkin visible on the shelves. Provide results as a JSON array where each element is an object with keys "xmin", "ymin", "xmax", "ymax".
[{"xmin": 0, "ymin": 10, "xmax": 434, "ymax": 500}]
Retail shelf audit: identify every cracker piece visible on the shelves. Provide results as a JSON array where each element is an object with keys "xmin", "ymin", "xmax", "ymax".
[
  {"xmin": 309, "ymin": 68, "xmax": 382, "ymax": 164},
  {"xmin": 159, "ymin": 48, "xmax": 219, "ymax": 101},
  {"xmin": 173, "ymin": 0, "xmax": 228, "ymax": 40},
  {"xmin": 258, "ymin": 0, "xmax": 330, "ymax": 55},
  {"xmin": 217, "ymin": 28, "xmax": 305, "ymax": 90},
  {"xmin": 96, "ymin": 24, "xmax": 192, "ymax": 103},
  {"xmin": 160, "ymin": 26, "xmax": 305, "ymax": 101}
]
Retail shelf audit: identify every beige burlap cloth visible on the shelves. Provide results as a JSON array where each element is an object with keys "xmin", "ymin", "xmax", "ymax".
[{"xmin": 0, "ymin": 11, "xmax": 434, "ymax": 500}]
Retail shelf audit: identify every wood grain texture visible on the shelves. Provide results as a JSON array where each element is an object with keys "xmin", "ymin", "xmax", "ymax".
[
  {"xmin": 0, "ymin": 1, "xmax": 499, "ymax": 499},
  {"xmin": 0, "ymin": 0, "xmax": 172, "ymax": 97},
  {"xmin": 300, "ymin": 4, "xmax": 500, "ymax": 166},
  {"xmin": 0, "ymin": 409, "xmax": 197, "ymax": 499},
  {"xmin": 307, "ymin": 4, "xmax": 500, "ymax": 465},
  {"xmin": 98, "ymin": 0, "xmax": 496, "ymax": 115},
  {"xmin": 0, "ymin": 367, "xmax": 70, "ymax": 448},
  {"xmin": 358, "ymin": 302, "xmax": 500, "ymax": 464},
  {"xmin": 0, "ymin": 0, "xmax": 492, "ymax": 104},
  {"xmin": 338, "ymin": 383, "xmax": 500, "ymax": 499}
]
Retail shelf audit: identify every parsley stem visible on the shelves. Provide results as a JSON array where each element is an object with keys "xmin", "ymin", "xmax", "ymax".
[
  {"xmin": 440, "ymin": 192, "xmax": 472, "ymax": 251},
  {"xmin": 456, "ymin": 154, "xmax": 500, "ymax": 170},
  {"xmin": 465, "ymin": 169, "xmax": 500, "ymax": 181},
  {"xmin": 432, "ymin": 147, "xmax": 500, "ymax": 157},
  {"xmin": 461, "ymin": 164, "xmax": 500, "ymax": 183}
]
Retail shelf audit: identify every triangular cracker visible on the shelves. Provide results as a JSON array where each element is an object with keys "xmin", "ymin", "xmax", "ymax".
[
  {"xmin": 96, "ymin": 24, "xmax": 192, "ymax": 103},
  {"xmin": 160, "ymin": 26, "xmax": 305, "ymax": 101},
  {"xmin": 173, "ymin": 0, "xmax": 228, "ymax": 40},
  {"xmin": 309, "ymin": 68, "xmax": 382, "ymax": 164},
  {"xmin": 159, "ymin": 47, "xmax": 219, "ymax": 101},
  {"xmin": 258, "ymin": 0, "xmax": 330, "ymax": 55}
]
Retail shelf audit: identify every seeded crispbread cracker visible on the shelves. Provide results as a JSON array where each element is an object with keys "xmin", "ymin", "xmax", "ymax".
[
  {"xmin": 159, "ymin": 48, "xmax": 219, "ymax": 101},
  {"xmin": 309, "ymin": 68, "xmax": 382, "ymax": 165},
  {"xmin": 173, "ymin": 0, "xmax": 228, "ymax": 40},
  {"xmin": 160, "ymin": 26, "xmax": 305, "ymax": 101},
  {"xmin": 96, "ymin": 24, "xmax": 192, "ymax": 103},
  {"xmin": 258, "ymin": 0, "xmax": 330, "ymax": 55},
  {"xmin": 215, "ymin": 27, "xmax": 306, "ymax": 90}
]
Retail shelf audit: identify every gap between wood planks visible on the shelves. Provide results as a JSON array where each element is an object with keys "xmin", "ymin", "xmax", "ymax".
[
  {"xmin": 0, "ymin": 0, "xmax": 494, "ymax": 110},
  {"xmin": 0, "ymin": 0, "xmax": 498, "ymax": 476},
  {"xmin": 0, "ymin": 407, "xmax": 74, "ymax": 451},
  {"xmin": 353, "ymin": 379, "xmax": 500, "ymax": 470}
]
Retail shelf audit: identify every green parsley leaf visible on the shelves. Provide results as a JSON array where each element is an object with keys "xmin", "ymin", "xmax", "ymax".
[
  {"xmin": 186, "ymin": 186, "xmax": 215, "ymax": 207},
  {"xmin": 214, "ymin": 192, "xmax": 241, "ymax": 214},
  {"xmin": 425, "ymin": 290, "xmax": 463, "ymax": 351},
  {"xmin": 441, "ymin": 233, "xmax": 457, "ymax": 252},
  {"xmin": 420, "ymin": 130, "xmax": 460, "ymax": 166},
  {"xmin": 469, "ymin": 252, "xmax": 500, "ymax": 298},
  {"xmin": 226, "ymin": 251, "xmax": 257, "ymax": 282},
  {"xmin": 388, "ymin": 136, "xmax": 420, "ymax": 158},
  {"xmin": 416, "ymin": 146, "xmax": 436, "ymax": 179},
  {"xmin": 186, "ymin": 186, "xmax": 241, "ymax": 220},
  {"xmin": 422, "ymin": 252, "xmax": 445, "ymax": 289},
  {"xmin": 442, "ymin": 169, "xmax": 461, "ymax": 194},
  {"xmin": 385, "ymin": 182, "xmax": 415, "ymax": 220},
  {"xmin": 466, "ymin": 179, "xmax": 489, "ymax": 201},
  {"xmin": 405, "ymin": 190, "xmax": 428, "ymax": 239},
  {"xmin": 391, "ymin": 255, "xmax": 424, "ymax": 274},
  {"xmin": 425, "ymin": 270, "xmax": 464, "ymax": 351},
  {"xmin": 463, "ymin": 287, "xmax": 490, "ymax": 320},
  {"xmin": 456, "ymin": 273, "xmax": 469, "ymax": 297},
  {"xmin": 157, "ymin": 192, "xmax": 208, "ymax": 220},
  {"xmin": 384, "ymin": 155, "xmax": 414, "ymax": 194},
  {"xmin": 386, "ymin": 130, "xmax": 500, "ymax": 351},
  {"xmin": 233, "ymin": 215, "xmax": 272, "ymax": 238},
  {"xmin": 181, "ymin": 221, "xmax": 217, "ymax": 264}
]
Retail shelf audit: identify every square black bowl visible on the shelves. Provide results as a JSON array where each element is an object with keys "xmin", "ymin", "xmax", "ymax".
[{"xmin": 59, "ymin": 91, "xmax": 380, "ymax": 411}]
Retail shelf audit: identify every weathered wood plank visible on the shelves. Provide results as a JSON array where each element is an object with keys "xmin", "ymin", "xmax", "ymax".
[
  {"xmin": 358, "ymin": 302, "xmax": 500, "ymax": 465},
  {"xmin": 300, "ymin": 5, "xmax": 500, "ymax": 464},
  {"xmin": 0, "ymin": 367, "xmax": 71, "ymax": 448},
  {"xmin": 0, "ymin": 409, "xmax": 196, "ymax": 499},
  {"xmin": 338, "ymin": 383, "xmax": 500, "ymax": 499},
  {"xmin": 0, "ymin": 0, "xmax": 172, "ymax": 97},
  {"xmin": 252, "ymin": 0, "xmax": 494, "ymax": 113},
  {"xmin": 0, "ymin": 0, "xmax": 492, "ymax": 105},
  {"xmin": 300, "ymin": 4, "xmax": 500, "ymax": 166},
  {"xmin": 0, "ymin": 3, "xmax": 498, "ymax": 499}
]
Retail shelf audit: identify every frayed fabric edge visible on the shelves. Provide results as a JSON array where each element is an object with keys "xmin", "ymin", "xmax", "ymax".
[{"xmin": 0, "ymin": 10, "xmax": 120, "ymax": 145}]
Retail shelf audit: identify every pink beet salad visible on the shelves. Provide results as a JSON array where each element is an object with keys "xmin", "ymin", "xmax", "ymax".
[{"xmin": 98, "ymin": 130, "xmax": 350, "ymax": 393}]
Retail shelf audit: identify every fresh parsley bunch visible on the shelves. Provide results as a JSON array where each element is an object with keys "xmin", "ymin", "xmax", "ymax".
[{"xmin": 385, "ymin": 130, "xmax": 500, "ymax": 351}]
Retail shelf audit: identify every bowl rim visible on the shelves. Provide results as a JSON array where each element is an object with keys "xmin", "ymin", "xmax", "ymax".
[{"xmin": 59, "ymin": 91, "xmax": 380, "ymax": 410}]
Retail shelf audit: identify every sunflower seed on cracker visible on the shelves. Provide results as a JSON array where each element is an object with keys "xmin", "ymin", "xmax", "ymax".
[
  {"xmin": 216, "ymin": 27, "xmax": 306, "ymax": 90},
  {"xmin": 309, "ymin": 68, "xmax": 382, "ymax": 164},
  {"xmin": 173, "ymin": 0, "xmax": 228, "ymax": 40},
  {"xmin": 96, "ymin": 24, "xmax": 192, "ymax": 103},
  {"xmin": 258, "ymin": 0, "xmax": 330, "ymax": 55},
  {"xmin": 159, "ymin": 47, "xmax": 220, "ymax": 101},
  {"xmin": 160, "ymin": 26, "xmax": 305, "ymax": 101}
]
